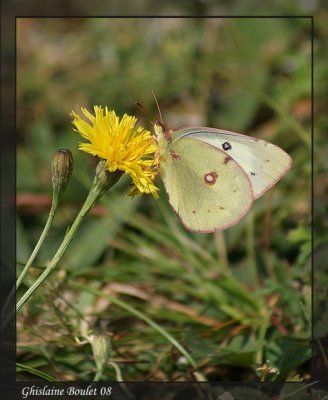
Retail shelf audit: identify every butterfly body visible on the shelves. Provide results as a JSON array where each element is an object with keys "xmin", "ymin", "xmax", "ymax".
[{"xmin": 155, "ymin": 123, "xmax": 292, "ymax": 233}]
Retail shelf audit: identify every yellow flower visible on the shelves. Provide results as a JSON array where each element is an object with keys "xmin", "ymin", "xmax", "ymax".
[{"xmin": 71, "ymin": 106, "xmax": 159, "ymax": 198}]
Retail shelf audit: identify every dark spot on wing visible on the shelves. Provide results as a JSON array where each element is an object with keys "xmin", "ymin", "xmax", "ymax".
[
  {"xmin": 170, "ymin": 151, "xmax": 181, "ymax": 160},
  {"xmin": 192, "ymin": 210, "xmax": 196, "ymax": 214},
  {"xmin": 222, "ymin": 142, "xmax": 232, "ymax": 151},
  {"xmin": 265, "ymin": 159, "xmax": 270, "ymax": 162},
  {"xmin": 219, "ymin": 206, "xmax": 225, "ymax": 210},
  {"xmin": 204, "ymin": 171, "xmax": 218, "ymax": 185},
  {"xmin": 250, "ymin": 172, "xmax": 256, "ymax": 176},
  {"xmin": 224, "ymin": 156, "xmax": 232, "ymax": 164}
]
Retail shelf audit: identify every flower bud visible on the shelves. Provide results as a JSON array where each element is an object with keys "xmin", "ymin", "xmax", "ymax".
[
  {"xmin": 90, "ymin": 334, "xmax": 112, "ymax": 373},
  {"xmin": 51, "ymin": 149, "xmax": 73, "ymax": 196}
]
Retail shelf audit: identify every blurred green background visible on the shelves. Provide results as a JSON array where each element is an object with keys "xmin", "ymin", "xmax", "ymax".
[{"xmin": 16, "ymin": 16, "xmax": 320, "ymax": 382}]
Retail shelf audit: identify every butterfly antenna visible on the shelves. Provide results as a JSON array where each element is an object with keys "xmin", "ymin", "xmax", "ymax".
[
  {"xmin": 135, "ymin": 101, "xmax": 148, "ymax": 112},
  {"xmin": 152, "ymin": 90, "xmax": 163, "ymax": 125},
  {"xmin": 135, "ymin": 101, "xmax": 156, "ymax": 125}
]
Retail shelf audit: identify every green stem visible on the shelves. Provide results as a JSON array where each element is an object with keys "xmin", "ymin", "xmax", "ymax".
[
  {"xmin": 3, "ymin": 196, "xmax": 58, "ymax": 329},
  {"xmin": 17, "ymin": 148, "xmax": 73, "ymax": 289},
  {"xmin": 93, "ymin": 369, "xmax": 104, "ymax": 382},
  {"xmin": 108, "ymin": 362, "xmax": 123, "ymax": 382},
  {"xmin": 16, "ymin": 195, "xmax": 59, "ymax": 289},
  {"xmin": 255, "ymin": 311, "xmax": 270, "ymax": 365},
  {"xmin": 215, "ymin": 231, "xmax": 228, "ymax": 274},
  {"xmin": 16, "ymin": 164, "xmax": 122, "ymax": 312},
  {"xmin": 17, "ymin": 193, "xmax": 95, "ymax": 312},
  {"xmin": 246, "ymin": 210, "xmax": 260, "ymax": 287}
]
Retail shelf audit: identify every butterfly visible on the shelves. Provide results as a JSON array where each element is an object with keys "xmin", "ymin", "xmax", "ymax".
[{"xmin": 154, "ymin": 121, "xmax": 292, "ymax": 233}]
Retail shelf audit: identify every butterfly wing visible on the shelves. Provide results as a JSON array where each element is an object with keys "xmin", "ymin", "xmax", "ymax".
[
  {"xmin": 173, "ymin": 128, "xmax": 292, "ymax": 199},
  {"xmin": 160, "ymin": 136, "xmax": 254, "ymax": 233}
]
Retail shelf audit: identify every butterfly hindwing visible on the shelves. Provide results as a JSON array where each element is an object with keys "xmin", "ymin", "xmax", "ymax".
[{"xmin": 160, "ymin": 136, "xmax": 253, "ymax": 233}]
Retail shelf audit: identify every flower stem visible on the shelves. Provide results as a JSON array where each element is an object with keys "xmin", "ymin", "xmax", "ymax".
[
  {"xmin": 16, "ymin": 196, "xmax": 59, "ymax": 289},
  {"xmin": 17, "ymin": 149, "xmax": 73, "ymax": 289},
  {"xmin": 16, "ymin": 163, "xmax": 122, "ymax": 312}
]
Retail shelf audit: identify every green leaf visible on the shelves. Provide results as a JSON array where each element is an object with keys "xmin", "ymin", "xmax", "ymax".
[{"xmin": 16, "ymin": 362, "xmax": 56, "ymax": 381}]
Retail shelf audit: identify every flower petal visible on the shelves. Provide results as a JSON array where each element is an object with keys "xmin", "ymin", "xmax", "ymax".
[{"xmin": 72, "ymin": 106, "xmax": 159, "ymax": 197}]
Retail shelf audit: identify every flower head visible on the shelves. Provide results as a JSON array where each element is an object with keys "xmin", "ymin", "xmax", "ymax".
[{"xmin": 71, "ymin": 106, "xmax": 159, "ymax": 198}]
